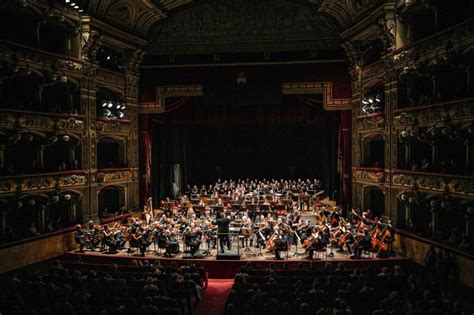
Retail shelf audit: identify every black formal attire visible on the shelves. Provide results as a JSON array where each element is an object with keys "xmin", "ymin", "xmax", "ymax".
[{"xmin": 216, "ymin": 216, "xmax": 231, "ymax": 253}]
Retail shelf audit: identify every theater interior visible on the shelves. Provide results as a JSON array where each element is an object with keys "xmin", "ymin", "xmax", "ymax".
[{"xmin": 0, "ymin": 1, "xmax": 473, "ymax": 314}]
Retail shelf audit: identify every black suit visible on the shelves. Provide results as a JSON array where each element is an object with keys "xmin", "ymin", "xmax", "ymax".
[{"xmin": 216, "ymin": 216, "xmax": 231, "ymax": 252}]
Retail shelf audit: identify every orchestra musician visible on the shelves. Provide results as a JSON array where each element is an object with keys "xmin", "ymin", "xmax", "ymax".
[
  {"xmin": 74, "ymin": 224, "xmax": 94, "ymax": 252},
  {"xmin": 215, "ymin": 211, "xmax": 231, "ymax": 253},
  {"xmin": 351, "ymin": 229, "xmax": 371, "ymax": 259},
  {"xmin": 102, "ymin": 225, "xmax": 119, "ymax": 254},
  {"xmin": 184, "ymin": 224, "xmax": 201, "ymax": 256},
  {"xmin": 305, "ymin": 227, "xmax": 326, "ymax": 260}
]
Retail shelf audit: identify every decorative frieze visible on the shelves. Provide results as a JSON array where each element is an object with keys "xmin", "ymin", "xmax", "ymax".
[
  {"xmin": 0, "ymin": 111, "xmax": 85, "ymax": 131},
  {"xmin": 96, "ymin": 68, "xmax": 126, "ymax": 89},
  {"xmin": 96, "ymin": 119, "xmax": 130, "ymax": 133},
  {"xmin": 0, "ymin": 172, "xmax": 87, "ymax": 194},
  {"xmin": 392, "ymin": 171, "xmax": 474, "ymax": 197},
  {"xmin": 353, "ymin": 168, "xmax": 385, "ymax": 184},
  {"xmin": 393, "ymin": 98, "xmax": 474, "ymax": 127},
  {"xmin": 97, "ymin": 169, "xmax": 133, "ymax": 184},
  {"xmin": 355, "ymin": 113, "xmax": 385, "ymax": 131}
]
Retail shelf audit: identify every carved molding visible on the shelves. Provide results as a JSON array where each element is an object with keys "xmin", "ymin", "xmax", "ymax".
[
  {"xmin": 96, "ymin": 119, "xmax": 131, "ymax": 134},
  {"xmin": 356, "ymin": 113, "xmax": 385, "ymax": 131},
  {"xmin": 97, "ymin": 169, "xmax": 133, "ymax": 184},
  {"xmin": 0, "ymin": 111, "xmax": 85, "ymax": 132},
  {"xmin": 353, "ymin": 168, "xmax": 385, "ymax": 184},
  {"xmin": 0, "ymin": 173, "xmax": 87, "ymax": 194},
  {"xmin": 139, "ymin": 85, "xmax": 204, "ymax": 114},
  {"xmin": 282, "ymin": 82, "xmax": 351, "ymax": 110},
  {"xmin": 96, "ymin": 68, "xmax": 126, "ymax": 90},
  {"xmin": 393, "ymin": 98, "xmax": 474, "ymax": 127},
  {"xmin": 392, "ymin": 172, "xmax": 474, "ymax": 197}
]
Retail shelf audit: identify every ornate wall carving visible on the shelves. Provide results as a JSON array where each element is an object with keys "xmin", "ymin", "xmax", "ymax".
[
  {"xmin": 392, "ymin": 172, "xmax": 474, "ymax": 197},
  {"xmin": 0, "ymin": 173, "xmax": 87, "ymax": 194},
  {"xmin": 353, "ymin": 168, "xmax": 385, "ymax": 184},
  {"xmin": 149, "ymin": 0, "xmax": 341, "ymax": 55}
]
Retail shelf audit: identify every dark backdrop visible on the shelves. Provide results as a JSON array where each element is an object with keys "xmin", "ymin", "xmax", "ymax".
[{"xmin": 152, "ymin": 99, "xmax": 339, "ymax": 200}]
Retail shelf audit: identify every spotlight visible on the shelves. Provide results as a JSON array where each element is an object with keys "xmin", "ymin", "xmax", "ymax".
[
  {"xmin": 74, "ymin": 5, "xmax": 79, "ymax": 9},
  {"xmin": 116, "ymin": 104, "xmax": 121, "ymax": 109},
  {"xmin": 375, "ymin": 95, "xmax": 381, "ymax": 102},
  {"xmin": 62, "ymin": 135, "xmax": 70, "ymax": 142},
  {"xmin": 108, "ymin": 102, "xmax": 113, "ymax": 108},
  {"xmin": 106, "ymin": 55, "xmax": 111, "ymax": 60},
  {"xmin": 66, "ymin": 0, "xmax": 70, "ymax": 2},
  {"xmin": 362, "ymin": 99, "xmax": 369, "ymax": 105},
  {"xmin": 102, "ymin": 102, "xmax": 107, "ymax": 108},
  {"xmin": 71, "ymin": 2, "xmax": 76, "ymax": 6},
  {"xmin": 368, "ymin": 98, "xmax": 374, "ymax": 104},
  {"xmin": 118, "ymin": 112, "xmax": 124, "ymax": 119},
  {"xmin": 78, "ymin": 9, "xmax": 84, "ymax": 13},
  {"xmin": 64, "ymin": 194, "xmax": 72, "ymax": 201},
  {"xmin": 60, "ymin": 76, "xmax": 68, "ymax": 83}
]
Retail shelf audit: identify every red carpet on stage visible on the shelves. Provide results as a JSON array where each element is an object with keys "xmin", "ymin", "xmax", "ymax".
[{"xmin": 195, "ymin": 279, "xmax": 234, "ymax": 315}]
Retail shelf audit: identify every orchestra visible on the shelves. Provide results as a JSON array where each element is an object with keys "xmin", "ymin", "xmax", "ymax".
[{"xmin": 74, "ymin": 178, "xmax": 393, "ymax": 260}]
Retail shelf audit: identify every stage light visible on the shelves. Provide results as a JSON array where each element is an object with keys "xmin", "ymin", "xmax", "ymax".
[
  {"xmin": 362, "ymin": 99, "xmax": 369, "ymax": 105},
  {"xmin": 62, "ymin": 135, "xmax": 70, "ymax": 142},
  {"xmin": 375, "ymin": 95, "xmax": 381, "ymax": 102},
  {"xmin": 102, "ymin": 102, "xmax": 107, "ymax": 107},
  {"xmin": 74, "ymin": 5, "xmax": 79, "ymax": 9},
  {"xmin": 108, "ymin": 102, "xmax": 113, "ymax": 108},
  {"xmin": 368, "ymin": 98, "xmax": 374, "ymax": 104},
  {"xmin": 106, "ymin": 55, "xmax": 111, "ymax": 60},
  {"xmin": 71, "ymin": 2, "xmax": 76, "ymax": 6},
  {"xmin": 118, "ymin": 112, "xmax": 124, "ymax": 118},
  {"xmin": 60, "ymin": 76, "xmax": 68, "ymax": 83},
  {"xmin": 78, "ymin": 9, "xmax": 84, "ymax": 13},
  {"xmin": 66, "ymin": 0, "xmax": 70, "ymax": 3},
  {"xmin": 116, "ymin": 104, "xmax": 121, "ymax": 109},
  {"xmin": 64, "ymin": 194, "xmax": 72, "ymax": 201}
]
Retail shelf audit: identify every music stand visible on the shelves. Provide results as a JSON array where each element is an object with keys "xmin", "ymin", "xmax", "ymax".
[{"xmin": 241, "ymin": 228, "xmax": 253, "ymax": 251}]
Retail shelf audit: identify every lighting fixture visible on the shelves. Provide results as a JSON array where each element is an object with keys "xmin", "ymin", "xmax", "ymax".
[
  {"xmin": 102, "ymin": 102, "xmax": 107, "ymax": 107},
  {"xmin": 362, "ymin": 100, "xmax": 369, "ymax": 105},
  {"xmin": 118, "ymin": 112, "xmax": 124, "ymax": 118},
  {"xmin": 368, "ymin": 98, "xmax": 374, "ymax": 104},
  {"xmin": 108, "ymin": 102, "xmax": 113, "ymax": 108},
  {"xmin": 106, "ymin": 55, "xmax": 111, "ymax": 60}
]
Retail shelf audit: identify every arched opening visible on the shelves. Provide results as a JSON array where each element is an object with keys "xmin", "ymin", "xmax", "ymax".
[
  {"xmin": 98, "ymin": 186, "xmax": 125, "ymax": 218},
  {"xmin": 97, "ymin": 137, "xmax": 126, "ymax": 169},
  {"xmin": 362, "ymin": 135, "xmax": 384, "ymax": 168},
  {"xmin": 42, "ymin": 79, "xmax": 81, "ymax": 114},
  {"xmin": 3, "ymin": 132, "xmax": 46, "ymax": 175},
  {"xmin": 96, "ymin": 87, "xmax": 126, "ymax": 120},
  {"xmin": 48, "ymin": 191, "xmax": 82, "ymax": 230},
  {"xmin": 1, "ymin": 71, "xmax": 42, "ymax": 110},
  {"xmin": 363, "ymin": 186, "xmax": 385, "ymax": 218},
  {"xmin": 43, "ymin": 134, "xmax": 82, "ymax": 172}
]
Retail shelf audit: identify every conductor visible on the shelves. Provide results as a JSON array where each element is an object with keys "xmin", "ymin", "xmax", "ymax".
[{"xmin": 215, "ymin": 211, "xmax": 231, "ymax": 253}]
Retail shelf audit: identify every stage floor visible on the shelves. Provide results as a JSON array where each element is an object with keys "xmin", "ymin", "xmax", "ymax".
[{"xmin": 70, "ymin": 242, "xmax": 390, "ymax": 262}]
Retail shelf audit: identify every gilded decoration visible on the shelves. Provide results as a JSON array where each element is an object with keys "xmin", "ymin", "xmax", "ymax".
[
  {"xmin": 97, "ymin": 170, "xmax": 133, "ymax": 184},
  {"xmin": 148, "ymin": 0, "xmax": 341, "ymax": 55},
  {"xmin": 393, "ymin": 98, "xmax": 474, "ymax": 127},
  {"xmin": 356, "ymin": 114, "xmax": 385, "ymax": 131},
  {"xmin": 353, "ymin": 168, "xmax": 385, "ymax": 184},
  {"xmin": 0, "ymin": 111, "xmax": 85, "ymax": 131},
  {"xmin": 282, "ymin": 82, "xmax": 351, "ymax": 110},
  {"xmin": 96, "ymin": 119, "xmax": 131, "ymax": 133},
  {"xmin": 0, "ymin": 173, "xmax": 87, "ymax": 194},
  {"xmin": 392, "ymin": 172, "xmax": 474, "ymax": 197}
]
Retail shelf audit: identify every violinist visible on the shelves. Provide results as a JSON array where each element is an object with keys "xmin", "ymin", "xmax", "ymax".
[
  {"xmin": 184, "ymin": 224, "xmax": 201, "ymax": 256},
  {"xmin": 74, "ymin": 225, "xmax": 94, "ymax": 252},
  {"xmin": 102, "ymin": 225, "xmax": 119, "ymax": 254}
]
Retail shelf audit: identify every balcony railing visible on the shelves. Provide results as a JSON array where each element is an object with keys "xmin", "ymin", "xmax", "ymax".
[
  {"xmin": 352, "ymin": 167, "xmax": 385, "ymax": 184},
  {"xmin": 96, "ymin": 117, "xmax": 131, "ymax": 133},
  {"xmin": 355, "ymin": 112, "xmax": 385, "ymax": 131},
  {"xmin": 391, "ymin": 169, "xmax": 474, "ymax": 197},
  {"xmin": 0, "ymin": 109, "xmax": 85, "ymax": 131},
  {"xmin": 393, "ymin": 97, "xmax": 474, "ymax": 127},
  {"xmin": 0, "ymin": 170, "xmax": 87, "ymax": 194},
  {"xmin": 97, "ymin": 168, "xmax": 134, "ymax": 184}
]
